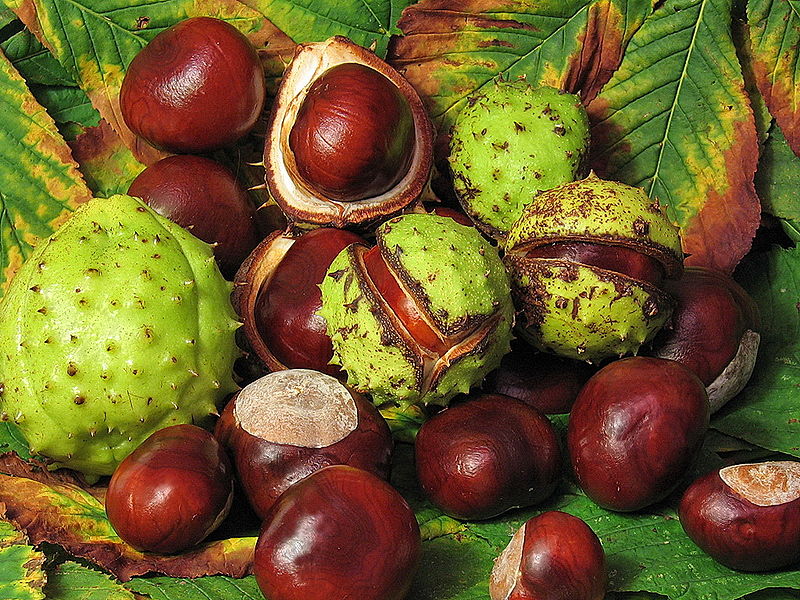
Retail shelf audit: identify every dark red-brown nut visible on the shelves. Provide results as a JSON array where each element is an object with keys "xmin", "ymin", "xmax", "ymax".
[
  {"xmin": 120, "ymin": 17, "xmax": 265, "ymax": 153},
  {"xmin": 568, "ymin": 357, "xmax": 709, "ymax": 512},
  {"xmin": 105, "ymin": 424, "xmax": 233, "ymax": 554},
  {"xmin": 679, "ymin": 461, "xmax": 800, "ymax": 571},
  {"xmin": 415, "ymin": 393, "xmax": 561, "ymax": 520},
  {"xmin": 651, "ymin": 266, "xmax": 760, "ymax": 413},
  {"xmin": 254, "ymin": 465, "xmax": 420, "ymax": 600},
  {"xmin": 483, "ymin": 340, "xmax": 596, "ymax": 414},
  {"xmin": 233, "ymin": 227, "xmax": 366, "ymax": 375},
  {"xmin": 128, "ymin": 155, "xmax": 260, "ymax": 278},
  {"xmin": 214, "ymin": 369, "xmax": 392, "ymax": 519},
  {"xmin": 264, "ymin": 36, "xmax": 433, "ymax": 228},
  {"xmin": 490, "ymin": 511, "xmax": 607, "ymax": 600}
]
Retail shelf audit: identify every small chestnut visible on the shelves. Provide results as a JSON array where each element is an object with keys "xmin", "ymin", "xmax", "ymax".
[
  {"xmin": 679, "ymin": 461, "xmax": 800, "ymax": 571},
  {"xmin": 289, "ymin": 62, "xmax": 415, "ymax": 202},
  {"xmin": 214, "ymin": 369, "xmax": 392, "ymax": 519},
  {"xmin": 254, "ymin": 465, "xmax": 421, "ymax": 600},
  {"xmin": 250, "ymin": 227, "xmax": 366, "ymax": 374},
  {"xmin": 120, "ymin": 17, "xmax": 266, "ymax": 153},
  {"xmin": 490, "ymin": 511, "xmax": 606, "ymax": 600},
  {"xmin": 483, "ymin": 340, "xmax": 596, "ymax": 414},
  {"xmin": 652, "ymin": 266, "xmax": 760, "ymax": 412},
  {"xmin": 568, "ymin": 356, "xmax": 709, "ymax": 512},
  {"xmin": 105, "ymin": 424, "xmax": 233, "ymax": 554},
  {"xmin": 128, "ymin": 155, "xmax": 260, "ymax": 278},
  {"xmin": 415, "ymin": 393, "xmax": 561, "ymax": 520}
]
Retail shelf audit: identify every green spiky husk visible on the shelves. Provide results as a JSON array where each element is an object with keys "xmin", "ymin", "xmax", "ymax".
[
  {"xmin": 318, "ymin": 214, "xmax": 514, "ymax": 411},
  {"xmin": 504, "ymin": 255, "xmax": 674, "ymax": 362},
  {"xmin": 0, "ymin": 195, "xmax": 240, "ymax": 476},
  {"xmin": 448, "ymin": 81, "xmax": 589, "ymax": 242}
]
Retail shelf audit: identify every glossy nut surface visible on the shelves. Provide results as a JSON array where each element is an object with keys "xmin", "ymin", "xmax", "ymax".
[
  {"xmin": 415, "ymin": 394, "xmax": 561, "ymax": 520},
  {"xmin": 254, "ymin": 465, "xmax": 421, "ymax": 600},
  {"xmin": 490, "ymin": 511, "xmax": 606, "ymax": 600},
  {"xmin": 289, "ymin": 62, "xmax": 415, "ymax": 202},
  {"xmin": 568, "ymin": 357, "xmax": 709, "ymax": 512},
  {"xmin": 128, "ymin": 155, "xmax": 260, "ymax": 278},
  {"xmin": 105, "ymin": 424, "xmax": 233, "ymax": 554},
  {"xmin": 120, "ymin": 17, "xmax": 265, "ymax": 153},
  {"xmin": 679, "ymin": 461, "xmax": 800, "ymax": 571},
  {"xmin": 214, "ymin": 369, "xmax": 392, "ymax": 519},
  {"xmin": 253, "ymin": 228, "xmax": 366, "ymax": 373}
]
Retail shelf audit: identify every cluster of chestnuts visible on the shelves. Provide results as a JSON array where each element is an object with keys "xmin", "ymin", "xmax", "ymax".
[{"xmin": 100, "ymin": 13, "xmax": 798, "ymax": 600}]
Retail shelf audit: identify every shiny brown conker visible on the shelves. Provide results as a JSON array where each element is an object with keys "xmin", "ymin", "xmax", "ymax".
[
  {"xmin": 128, "ymin": 154, "xmax": 260, "ymax": 278},
  {"xmin": 490, "ymin": 511, "xmax": 607, "ymax": 600},
  {"xmin": 483, "ymin": 340, "xmax": 596, "ymax": 414},
  {"xmin": 214, "ymin": 369, "xmax": 393, "ymax": 520},
  {"xmin": 105, "ymin": 424, "xmax": 233, "ymax": 554},
  {"xmin": 652, "ymin": 266, "xmax": 760, "ymax": 412},
  {"xmin": 568, "ymin": 356, "xmax": 709, "ymax": 512},
  {"xmin": 415, "ymin": 393, "xmax": 561, "ymax": 520},
  {"xmin": 252, "ymin": 228, "xmax": 366, "ymax": 374},
  {"xmin": 120, "ymin": 17, "xmax": 266, "ymax": 153},
  {"xmin": 254, "ymin": 465, "xmax": 420, "ymax": 600},
  {"xmin": 288, "ymin": 62, "xmax": 415, "ymax": 202},
  {"xmin": 679, "ymin": 461, "xmax": 800, "ymax": 571}
]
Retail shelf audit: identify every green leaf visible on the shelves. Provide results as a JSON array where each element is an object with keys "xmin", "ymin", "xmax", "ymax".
[
  {"xmin": 0, "ymin": 422, "xmax": 32, "ymax": 459},
  {"xmin": 0, "ymin": 48, "xmax": 92, "ymax": 294},
  {"xmin": 748, "ymin": 0, "xmax": 800, "ymax": 157},
  {"xmin": 388, "ymin": 0, "xmax": 652, "ymax": 137},
  {"xmin": 241, "ymin": 0, "xmax": 414, "ymax": 57},
  {"xmin": 712, "ymin": 246, "xmax": 800, "ymax": 458},
  {"xmin": 42, "ymin": 562, "xmax": 135, "ymax": 600},
  {"xmin": 28, "ymin": 85, "xmax": 100, "ymax": 127},
  {"xmin": 587, "ymin": 0, "xmax": 761, "ymax": 274},
  {"xmin": 1, "ymin": 28, "xmax": 74, "ymax": 86},
  {"xmin": 0, "ymin": 520, "xmax": 46, "ymax": 600},
  {"xmin": 756, "ymin": 121, "xmax": 800, "ymax": 221},
  {"xmin": 125, "ymin": 575, "xmax": 263, "ymax": 600}
]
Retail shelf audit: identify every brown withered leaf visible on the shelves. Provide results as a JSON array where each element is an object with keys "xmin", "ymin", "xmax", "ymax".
[{"xmin": 0, "ymin": 473, "xmax": 256, "ymax": 582}]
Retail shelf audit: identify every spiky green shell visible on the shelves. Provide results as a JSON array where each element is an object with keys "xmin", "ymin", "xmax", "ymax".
[
  {"xmin": 0, "ymin": 195, "xmax": 240, "ymax": 476},
  {"xmin": 506, "ymin": 173, "xmax": 683, "ymax": 275},
  {"xmin": 504, "ymin": 255, "xmax": 673, "ymax": 362},
  {"xmin": 448, "ymin": 81, "xmax": 589, "ymax": 242},
  {"xmin": 318, "ymin": 214, "xmax": 514, "ymax": 411},
  {"xmin": 377, "ymin": 214, "xmax": 512, "ymax": 335}
]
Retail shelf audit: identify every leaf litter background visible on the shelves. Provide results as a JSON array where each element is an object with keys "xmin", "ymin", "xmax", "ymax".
[{"xmin": 0, "ymin": 0, "xmax": 799, "ymax": 598}]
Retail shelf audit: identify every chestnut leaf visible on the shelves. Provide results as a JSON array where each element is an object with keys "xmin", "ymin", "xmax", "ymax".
[
  {"xmin": 756, "ymin": 122, "xmax": 800, "ymax": 223},
  {"xmin": 0, "ymin": 473, "xmax": 257, "ymax": 582},
  {"xmin": 43, "ymin": 562, "xmax": 137, "ymax": 600},
  {"xmin": 747, "ymin": 0, "xmax": 800, "ymax": 158},
  {"xmin": 0, "ymin": 519, "xmax": 46, "ymax": 600},
  {"xmin": 588, "ymin": 0, "xmax": 761, "ymax": 274},
  {"xmin": 242, "ymin": 0, "xmax": 415, "ymax": 58},
  {"xmin": 0, "ymin": 49, "xmax": 92, "ymax": 297},
  {"xmin": 125, "ymin": 574, "xmax": 264, "ymax": 600},
  {"xmin": 713, "ymin": 245, "xmax": 800, "ymax": 458}
]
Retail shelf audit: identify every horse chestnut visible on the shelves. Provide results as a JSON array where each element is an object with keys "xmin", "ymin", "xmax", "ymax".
[
  {"xmin": 214, "ymin": 369, "xmax": 392, "ymax": 519},
  {"xmin": 483, "ymin": 340, "xmax": 595, "ymax": 414},
  {"xmin": 248, "ymin": 228, "xmax": 366, "ymax": 374},
  {"xmin": 568, "ymin": 357, "xmax": 709, "ymax": 512},
  {"xmin": 105, "ymin": 424, "xmax": 233, "ymax": 554},
  {"xmin": 652, "ymin": 266, "xmax": 760, "ymax": 412},
  {"xmin": 289, "ymin": 62, "xmax": 415, "ymax": 201},
  {"xmin": 254, "ymin": 465, "xmax": 420, "ymax": 600},
  {"xmin": 415, "ymin": 393, "xmax": 561, "ymax": 520},
  {"xmin": 490, "ymin": 511, "xmax": 606, "ymax": 600},
  {"xmin": 679, "ymin": 461, "xmax": 800, "ymax": 571},
  {"xmin": 128, "ymin": 155, "xmax": 260, "ymax": 278},
  {"xmin": 120, "ymin": 17, "xmax": 265, "ymax": 153}
]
